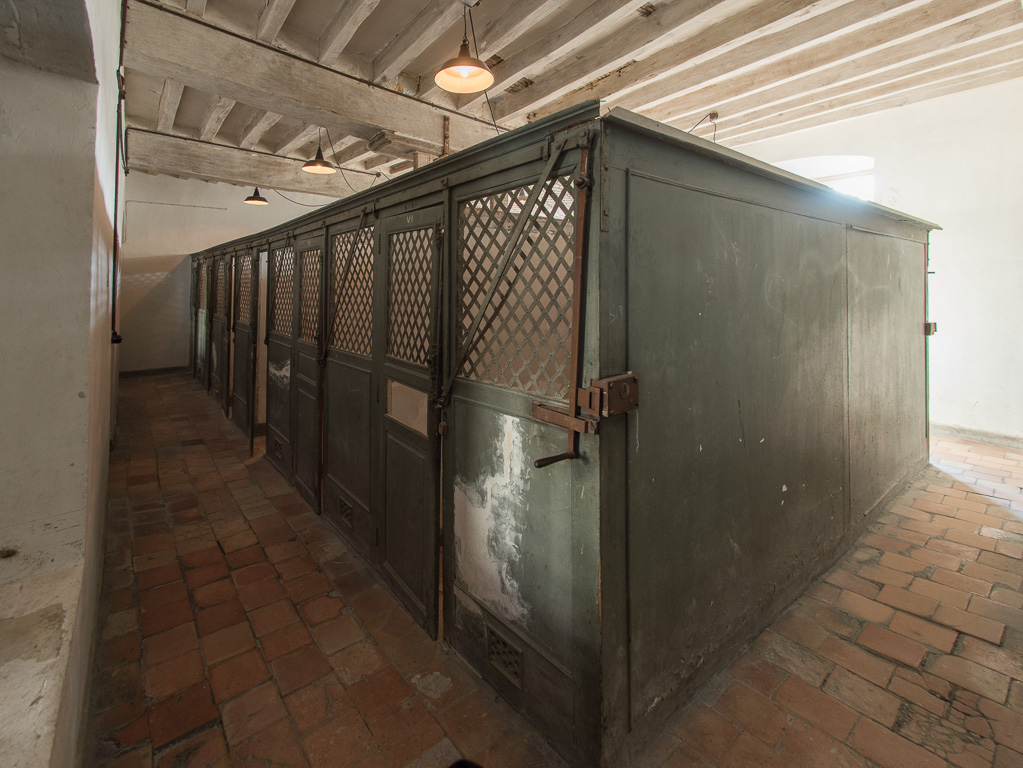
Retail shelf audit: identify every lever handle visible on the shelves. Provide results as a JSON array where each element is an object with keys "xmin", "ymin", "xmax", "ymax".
[{"xmin": 533, "ymin": 451, "xmax": 576, "ymax": 469}]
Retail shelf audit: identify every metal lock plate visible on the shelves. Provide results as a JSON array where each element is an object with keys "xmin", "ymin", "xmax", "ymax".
[{"xmin": 580, "ymin": 374, "xmax": 639, "ymax": 418}]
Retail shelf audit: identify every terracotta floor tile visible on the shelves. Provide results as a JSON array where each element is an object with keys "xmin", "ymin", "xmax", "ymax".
[
  {"xmin": 135, "ymin": 561, "xmax": 183, "ymax": 590},
  {"xmin": 275, "ymin": 554, "xmax": 319, "ymax": 582},
  {"xmin": 153, "ymin": 725, "xmax": 229, "ymax": 768},
  {"xmin": 196, "ymin": 598, "xmax": 247, "ymax": 637},
  {"xmin": 311, "ymin": 614, "xmax": 366, "ymax": 656},
  {"xmin": 300, "ymin": 707, "xmax": 377, "ymax": 768},
  {"xmin": 261, "ymin": 620, "xmax": 315, "ymax": 661},
  {"xmin": 250, "ymin": 598, "xmax": 301, "ymax": 637},
  {"xmin": 284, "ymin": 675, "xmax": 353, "ymax": 735},
  {"xmin": 433, "ymin": 690, "xmax": 509, "ymax": 758},
  {"xmin": 368, "ymin": 698, "xmax": 446, "ymax": 767},
  {"xmin": 201, "ymin": 621, "xmax": 256, "ymax": 665},
  {"xmin": 141, "ymin": 599, "xmax": 193, "ymax": 637},
  {"xmin": 145, "ymin": 648, "xmax": 206, "ymax": 701},
  {"xmin": 179, "ymin": 545, "xmax": 224, "ymax": 569},
  {"xmin": 209, "ymin": 648, "xmax": 271, "ymax": 703},
  {"xmin": 349, "ymin": 665, "xmax": 414, "ymax": 723},
  {"xmin": 221, "ymin": 681, "xmax": 288, "ymax": 746},
  {"xmin": 271, "ymin": 644, "xmax": 332, "ymax": 695},
  {"xmin": 185, "ymin": 561, "xmax": 230, "ymax": 590},
  {"xmin": 232, "ymin": 561, "xmax": 277, "ymax": 589},
  {"xmin": 284, "ymin": 572, "xmax": 332, "ymax": 603},
  {"xmin": 148, "ymin": 682, "xmax": 220, "ymax": 749},
  {"xmin": 238, "ymin": 579, "xmax": 287, "ymax": 611},
  {"xmin": 329, "ymin": 638, "xmax": 391, "ymax": 686},
  {"xmin": 230, "ymin": 717, "xmax": 309, "ymax": 767},
  {"xmin": 105, "ymin": 632, "xmax": 142, "ymax": 666}
]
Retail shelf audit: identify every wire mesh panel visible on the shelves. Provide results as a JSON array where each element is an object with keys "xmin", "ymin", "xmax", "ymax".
[
  {"xmin": 235, "ymin": 254, "xmax": 253, "ymax": 326},
  {"xmin": 199, "ymin": 261, "xmax": 209, "ymax": 310},
  {"xmin": 457, "ymin": 175, "xmax": 576, "ymax": 400},
  {"xmin": 387, "ymin": 228, "xmax": 433, "ymax": 365},
  {"xmin": 299, "ymin": 249, "xmax": 321, "ymax": 343},
  {"xmin": 214, "ymin": 258, "xmax": 227, "ymax": 316},
  {"xmin": 270, "ymin": 246, "xmax": 295, "ymax": 337},
  {"xmin": 328, "ymin": 227, "xmax": 374, "ymax": 356}
]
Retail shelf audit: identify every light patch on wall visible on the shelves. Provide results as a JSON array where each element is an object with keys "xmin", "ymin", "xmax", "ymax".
[
  {"xmin": 453, "ymin": 415, "xmax": 531, "ymax": 625},
  {"xmin": 774, "ymin": 155, "xmax": 876, "ymax": 202}
]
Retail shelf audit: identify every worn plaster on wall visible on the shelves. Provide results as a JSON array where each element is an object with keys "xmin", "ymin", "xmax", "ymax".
[{"xmin": 453, "ymin": 414, "xmax": 532, "ymax": 625}]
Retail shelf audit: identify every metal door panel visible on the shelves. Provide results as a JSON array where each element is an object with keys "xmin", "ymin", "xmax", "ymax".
[
  {"xmin": 266, "ymin": 244, "xmax": 296, "ymax": 479},
  {"xmin": 209, "ymin": 255, "xmax": 230, "ymax": 410},
  {"xmin": 378, "ymin": 208, "xmax": 442, "ymax": 635},
  {"xmin": 323, "ymin": 222, "xmax": 376, "ymax": 552},
  {"xmin": 195, "ymin": 260, "xmax": 210, "ymax": 383},
  {"xmin": 294, "ymin": 242, "xmax": 324, "ymax": 507},
  {"xmin": 232, "ymin": 251, "xmax": 258, "ymax": 448}
]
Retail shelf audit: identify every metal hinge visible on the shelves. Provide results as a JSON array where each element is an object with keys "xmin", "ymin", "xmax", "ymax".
[{"xmin": 924, "ymin": 322, "xmax": 937, "ymax": 336}]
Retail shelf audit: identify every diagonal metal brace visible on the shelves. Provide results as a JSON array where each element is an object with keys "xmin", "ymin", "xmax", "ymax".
[
  {"xmin": 438, "ymin": 137, "xmax": 569, "ymax": 406},
  {"xmin": 319, "ymin": 210, "xmax": 368, "ymax": 366}
]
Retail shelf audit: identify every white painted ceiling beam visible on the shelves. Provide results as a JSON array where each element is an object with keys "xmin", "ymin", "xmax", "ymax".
[
  {"xmin": 727, "ymin": 59, "xmax": 1023, "ymax": 145},
  {"xmin": 125, "ymin": 129, "xmax": 373, "ymax": 197},
  {"xmin": 457, "ymin": 0, "xmax": 651, "ymax": 114},
  {"xmin": 655, "ymin": 3, "xmax": 1023, "ymax": 129},
  {"xmin": 497, "ymin": 0, "xmax": 826, "ymax": 124},
  {"xmin": 155, "ymin": 78, "xmax": 184, "ymax": 133},
  {"xmin": 257, "ymin": 0, "xmax": 299, "ymax": 43},
  {"xmin": 274, "ymin": 124, "xmax": 319, "ymax": 156},
  {"xmin": 239, "ymin": 110, "xmax": 284, "ymax": 149},
  {"xmin": 616, "ymin": 0, "xmax": 1000, "ymax": 115},
  {"xmin": 198, "ymin": 95, "xmax": 235, "ymax": 141},
  {"xmin": 318, "ymin": 0, "xmax": 382, "ymax": 65},
  {"xmin": 123, "ymin": 0, "xmax": 495, "ymax": 154},
  {"xmin": 372, "ymin": 0, "xmax": 465, "ymax": 84}
]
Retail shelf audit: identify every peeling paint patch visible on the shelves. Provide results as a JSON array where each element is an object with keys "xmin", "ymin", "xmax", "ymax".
[
  {"xmin": 453, "ymin": 415, "xmax": 531, "ymax": 626},
  {"xmin": 268, "ymin": 360, "xmax": 291, "ymax": 387}
]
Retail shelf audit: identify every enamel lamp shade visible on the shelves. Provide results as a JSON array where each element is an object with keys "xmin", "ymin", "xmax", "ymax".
[
  {"xmin": 244, "ymin": 187, "xmax": 268, "ymax": 205},
  {"xmin": 302, "ymin": 145, "xmax": 336, "ymax": 174},
  {"xmin": 434, "ymin": 39, "xmax": 494, "ymax": 94}
]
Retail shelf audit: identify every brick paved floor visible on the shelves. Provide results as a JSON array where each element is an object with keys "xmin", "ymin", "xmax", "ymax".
[{"xmin": 87, "ymin": 372, "xmax": 1023, "ymax": 768}]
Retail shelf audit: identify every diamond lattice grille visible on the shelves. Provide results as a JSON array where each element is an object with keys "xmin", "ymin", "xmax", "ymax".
[
  {"xmin": 299, "ymin": 249, "xmax": 321, "ymax": 343},
  {"xmin": 270, "ymin": 247, "xmax": 295, "ymax": 337},
  {"xmin": 328, "ymin": 227, "xmax": 374, "ymax": 356},
  {"xmin": 235, "ymin": 254, "xmax": 252, "ymax": 326},
  {"xmin": 387, "ymin": 228, "xmax": 433, "ymax": 365},
  {"xmin": 458, "ymin": 176, "xmax": 576, "ymax": 400},
  {"xmin": 214, "ymin": 258, "xmax": 227, "ymax": 316},
  {"xmin": 198, "ymin": 263, "xmax": 209, "ymax": 310}
]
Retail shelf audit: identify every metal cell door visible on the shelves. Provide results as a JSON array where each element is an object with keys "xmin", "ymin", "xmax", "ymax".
[
  {"xmin": 266, "ymin": 243, "xmax": 296, "ymax": 479},
  {"xmin": 232, "ymin": 250, "xmax": 259, "ymax": 453},
  {"xmin": 195, "ymin": 259, "xmax": 211, "ymax": 384},
  {"xmin": 293, "ymin": 237, "xmax": 324, "ymax": 507},
  {"xmin": 377, "ymin": 208, "xmax": 443, "ymax": 635},
  {"xmin": 209, "ymin": 255, "xmax": 231, "ymax": 412},
  {"xmin": 322, "ymin": 220, "xmax": 377, "ymax": 553}
]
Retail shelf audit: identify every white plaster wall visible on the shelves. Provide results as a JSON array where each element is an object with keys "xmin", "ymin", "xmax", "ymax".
[
  {"xmin": 119, "ymin": 173, "xmax": 335, "ymax": 371},
  {"xmin": 0, "ymin": 57, "xmax": 99, "ymax": 578},
  {"xmin": 740, "ymin": 77, "xmax": 1023, "ymax": 443}
]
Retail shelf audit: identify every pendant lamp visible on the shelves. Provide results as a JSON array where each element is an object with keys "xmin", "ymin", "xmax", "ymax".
[
  {"xmin": 435, "ymin": 7, "xmax": 493, "ymax": 94},
  {"xmin": 244, "ymin": 187, "xmax": 268, "ymax": 205},
  {"xmin": 303, "ymin": 129, "xmax": 336, "ymax": 174}
]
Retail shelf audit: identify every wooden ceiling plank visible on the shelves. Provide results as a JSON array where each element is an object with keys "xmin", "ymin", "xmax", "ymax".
[
  {"xmin": 275, "ymin": 124, "xmax": 319, "ymax": 156},
  {"xmin": 727, "ymin": 61, "xmax": 1023, "ymax": 145},
  {"xmin": 199, "ymin": 95, "xmax": 236, "ymax": 142},
  {"xmin": 318, "ymin": 0, "xmax": 382, "ymax": 65},
  {"xmin": 616, "ymin": 0, "xmax": 1006, "ymax": 115},
  {"xmin": 711, "ymin": 45, "xmax": 1023, "ymax": 142},
  {"xmin": 239, "ymin": 110, "xmax": 284, "ymax": 149},
  {"xmin": 458, "ymin": 0, "xmax": 651, "ymax": 113},
  {"xmin": 333, "ymin": 140, "xmax": 376, "ymax": 166},
  {"xmin": 125, "ymin": 128, "xmax": 372, "ymax": 196},
  {"xmin": 155, "ymin": 78, "xmax": 184, "ymax": 133},
  {"xmin": 373, "ymin": 0, "xmax": 465, "ymax": 84},
  {"xmin": 123, "ymin": 0, "xmax": 494, "ymax": 154},
  {"xmin": 659, "ymin": 7, "xmax": 1023, "ymax": 132},
  {"xmin": 497, "ymin": 0, "xmax": 827, "ymax": 123},
  {"xmin": 257, "ymin": 0, "xmax": 299, "ymax": 43}
]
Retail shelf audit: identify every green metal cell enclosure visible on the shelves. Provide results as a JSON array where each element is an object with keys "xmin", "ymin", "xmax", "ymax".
[{"xmin": 189, "ymin": 102, "xmax": 936, "ymax": 767}]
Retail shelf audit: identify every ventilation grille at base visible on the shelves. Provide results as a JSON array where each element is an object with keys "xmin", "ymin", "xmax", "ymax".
[{"xmin": 487, "ymin": 628, "xmax": 523, "ymax": 688}]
